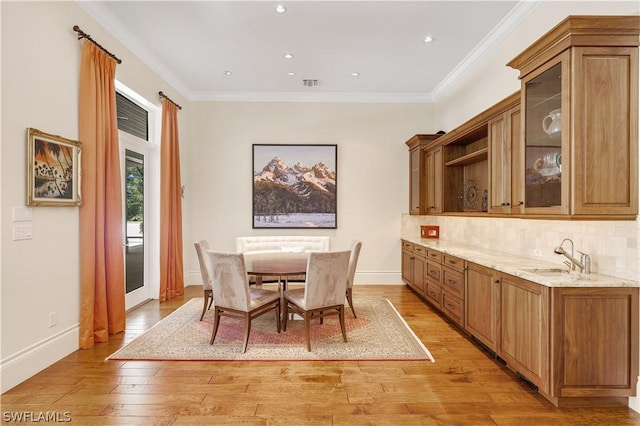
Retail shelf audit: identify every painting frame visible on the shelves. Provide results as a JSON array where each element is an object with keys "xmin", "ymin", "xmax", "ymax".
[
  {"xmin": 252, "ymin": 144, "xmax": 337, "ymax": 229},
  {"xmin": 26, "ymin": 127, "xmax": 82, "ymax": 207}
]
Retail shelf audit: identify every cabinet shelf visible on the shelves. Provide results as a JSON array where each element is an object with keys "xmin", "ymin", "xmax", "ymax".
[{"xmin": 445, "ymin": 148, "xmax": 488, "ymax": 167}]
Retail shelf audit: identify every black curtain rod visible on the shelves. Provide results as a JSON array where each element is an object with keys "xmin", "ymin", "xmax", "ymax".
[
  {"xmin": 73, "ymin": 25, "xmax": 122, "ymax": 64},
  {"xmin": 159, "ymin": 91, "xmax": 182, "ymax": 110}
]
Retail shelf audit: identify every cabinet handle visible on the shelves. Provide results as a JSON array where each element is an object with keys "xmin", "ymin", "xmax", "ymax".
[
  {"xmin": 516, "ymin": 201, "xmax": 524, "ymax": 206},
  {"xmin": 493, "ymin": 278, "xmax": 500, "ymax": 284},
  {"xmin": 446, "ymin": 304, "xmax": 455, "ymax": 310},
  {"xmin": 448, "ymin": 260, "xmax": 456, "ymax": 265},
  {"xmin": 447, "ymin": 279, "xmax": 455, "ymax": 284}
]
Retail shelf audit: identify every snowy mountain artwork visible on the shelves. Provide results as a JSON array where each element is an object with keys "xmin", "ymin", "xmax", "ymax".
[{"xmin": 252, "ymin": 144, "xmax": 337, "ymax": 228}]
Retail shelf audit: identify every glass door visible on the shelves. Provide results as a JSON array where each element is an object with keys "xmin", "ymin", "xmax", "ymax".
[
  {"xmin": 124, "ymin": 147, "xmax": 150, "ymax": 309},
  {"xmin": 523, "ymin": 53, "xmax": 568, "ymax": 214}
]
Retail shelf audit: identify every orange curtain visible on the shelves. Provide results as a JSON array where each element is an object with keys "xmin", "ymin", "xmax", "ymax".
[
  {"xmin": 159, "ymin": 98, "xmax": 184, "ymax": 301},
  {"xmin": 78, "ymin": 40, "xmax": 125, "ymax": 349}
]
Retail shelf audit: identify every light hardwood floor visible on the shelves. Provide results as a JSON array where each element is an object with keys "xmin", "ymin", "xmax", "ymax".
[{"xmin": 2, "ymin": 285, "xmax": 640, "ymax": 425}]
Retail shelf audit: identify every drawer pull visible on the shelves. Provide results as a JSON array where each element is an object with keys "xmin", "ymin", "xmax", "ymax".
[
  {"xmin": 446, "ymin": 304, "xmax": 455, "ymax": 310},
  {"xmin": 447, "ymin": 279, "xmax": 455, "ymax": 284}
]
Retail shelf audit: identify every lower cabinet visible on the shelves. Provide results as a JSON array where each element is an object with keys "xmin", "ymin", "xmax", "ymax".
[
  {"xmin": 401, "ymin": 241, "xmax": 426, "ymax": 296},
  {"xmin": 499, "ymin": 273, "xmax": 550, "ymax": 393},
  {"xmin": 465, "ymin": 262, "xmax": 499, "ymax": 351},
  {"xmin": 403, "ymin": 240, "xmax": 639, "ymax": 406}
]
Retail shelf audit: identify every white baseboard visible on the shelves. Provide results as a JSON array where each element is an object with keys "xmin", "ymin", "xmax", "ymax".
[
  {"xmin": 0, "ymin": 324, "xmax": 79, "ymax": 393},
  {"xmin": 630, "ymin": 377, "xmax": 640, "ymax": 413}
]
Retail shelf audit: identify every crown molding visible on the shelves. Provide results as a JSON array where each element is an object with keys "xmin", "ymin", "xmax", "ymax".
[
  {"xmin": 189, "ymin": 91, "xmax": 433, "ymax": 103},
  {"xmin": 430, "ymin": 0, "xmax": 541, "ymax": 100}
]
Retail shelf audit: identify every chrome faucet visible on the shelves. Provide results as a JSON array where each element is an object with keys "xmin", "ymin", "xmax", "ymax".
[{"xmin": 553, "ymin": 238, "xmax": 591, "ymax": 274}]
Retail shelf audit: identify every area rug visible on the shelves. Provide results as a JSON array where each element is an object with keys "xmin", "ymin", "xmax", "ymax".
[{"xmin": 107, "ymin": 297, "xmax": 433, "ymax": 362}]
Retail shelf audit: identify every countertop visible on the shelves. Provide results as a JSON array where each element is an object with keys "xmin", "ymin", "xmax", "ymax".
[{"xmin": 402, "ymin": 237, "xmax": 639, "ymax": 288}]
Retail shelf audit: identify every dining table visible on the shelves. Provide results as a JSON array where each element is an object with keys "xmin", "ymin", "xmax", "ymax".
[{"xmin": 243, "ymin": 251, "xmax": 309, "ymax": 292}]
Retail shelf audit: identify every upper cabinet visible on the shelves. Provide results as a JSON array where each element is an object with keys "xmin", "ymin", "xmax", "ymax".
[
  {"xmin": 508, "ymin": 15, "xmax": 639, "ymax": 218},
  {"xmin": 405, "ymin": 15, "xmax": 638, "ymax": 221},
  {"xmin": 406, "ymin": 134, "xmax": 441, "ymax": 215}
]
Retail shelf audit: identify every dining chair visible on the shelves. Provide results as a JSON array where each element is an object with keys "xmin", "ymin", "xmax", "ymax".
[
  {"xmin": 346, "ymin": 240, "xmax": 362, "ymax": 318},
  {"xmin": 207, "ymin": 251, "xmax": 281, "ymax": 353},
  {"xmin": 282, "ymin": 250, "xmax": 351, "ymax": 351},
  {"xmin": 193, "ymin": 240, "xmax": 214, "ymax": 321}
]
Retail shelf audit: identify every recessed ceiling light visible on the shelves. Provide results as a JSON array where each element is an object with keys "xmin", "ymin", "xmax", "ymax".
[
  {"xmin": 275, "ymin": 4, "xmax": 286, "ymax": 14},
  {"xmin": 424, "ymin": 35, "xmax": 434, "ymax": 43},
  {"xmin": 223, "ymin": 70, "xmax": 232, "ymax": 76},
  {"xmin": 351, "ymin": 72, "xmax": 360, "ymax": 77},
  {"xmin": 284, "ymin": 53, "xmax": 294, "ymax": 59},
  {"xmin": 288, "ymin": 71, "xmax": 295, "ymax": 76}
]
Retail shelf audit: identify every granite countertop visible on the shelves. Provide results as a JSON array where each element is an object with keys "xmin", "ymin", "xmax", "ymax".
[{"xmin": 402, "ymin": 237, "xmax": 639, "ymax": 288}]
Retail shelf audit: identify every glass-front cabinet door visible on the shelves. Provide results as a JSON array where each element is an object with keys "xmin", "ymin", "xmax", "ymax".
[{"xmin": 523, "ymin": 51, "xmax": 569, "ymax": 215}]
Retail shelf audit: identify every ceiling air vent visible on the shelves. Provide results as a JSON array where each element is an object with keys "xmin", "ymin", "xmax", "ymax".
[{"xmin": 302, "ymin": 79, "xmax": 318, "ymax": 87}]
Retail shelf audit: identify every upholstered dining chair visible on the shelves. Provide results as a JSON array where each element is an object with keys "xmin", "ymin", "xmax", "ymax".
[
  {"xmin": 346, "ymin": 240, "xmax": 362, "ymax": 318},
  {"xmin": 282, "ymin": 250, "xmax": 351, "ymax": 352},
  {"xmin": 194, "ymin": 240, "xmax": 214, "ymax": 321},
  {"xmin": 207, "ymin": 251, "xmax": 281, "ymax": 353}
]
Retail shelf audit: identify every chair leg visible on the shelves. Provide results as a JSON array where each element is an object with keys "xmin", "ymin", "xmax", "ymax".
[
  {"xmin": 241, "ymin": 313, "xmax": 251, "ymax": 353},
  {"xmin": 339, "ymin": 306, "xmax": 347, "ymax": 343},
  {"xmin": 210, "ymin": 309, "xmax": 221, "ymax": 344},
  {"xmin": 274, "ymin": 300, "xmax": 281, "ymax": 333},
  {"xmin": 346, "ymin": 288, "xmax": 357, "ymax": 318},
  {"xmin": 304, "ymin": 314, "xmax": 311, "ymax": 352},
  {"xmin": 282, "ymin": 301, "xmax": 289, "ymax": 331},
  {"xmin": 200, "ymin": 292, "xmax": 211, "ymax": 321}
]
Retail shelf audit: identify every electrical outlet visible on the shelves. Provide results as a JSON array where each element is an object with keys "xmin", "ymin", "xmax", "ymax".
[
  {"xmin": 533, "ymin": 249, "xmax": 543, "ymax": 258},
  {"xmin": 49, "ymin": 312, "xmax": 57, "ymax": 328}
]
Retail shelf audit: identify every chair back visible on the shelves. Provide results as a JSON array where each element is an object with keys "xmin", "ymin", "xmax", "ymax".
[
  {"xmin": 347, "ymin": 240, "xmax": 362, "ymax": 290},
  {"xmin": 194, "ymin": 240, "xmax": 212, "ymax": 291},
  {"xmin": 207, "ymin": 251, "xmax": 251, "ymax": 311},
  {"xmin": 303, "ymin": 251, "xmax": 350, "ymax": 310}
]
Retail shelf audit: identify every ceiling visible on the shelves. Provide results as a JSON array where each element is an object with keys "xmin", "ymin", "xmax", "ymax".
[{"xmin": 78, "ymin": 1, "xmax": 539, "ymax": 102}]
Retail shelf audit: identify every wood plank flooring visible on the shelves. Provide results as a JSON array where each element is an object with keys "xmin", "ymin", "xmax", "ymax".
[{"xmin": 2, "ymin": 285, "xmax": 640, "ymax": 425}]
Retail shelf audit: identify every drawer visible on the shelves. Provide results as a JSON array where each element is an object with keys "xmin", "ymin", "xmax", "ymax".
[
  {"xmin": 442, "ymin": 254, "xmax": 464, "ymax": 272},
  {"xmin": 426, "ymin": 249, "xmax": 442, "ymax": 263},
  {"xmin": 413, "ymin": 245, "xmax": 426, "ymax": 257},
  {"xmin": 442, "ymin": 267, "xmax": 464, "ymax": 298},
  {"xmin": 442, "ymin": 291, "xmax": 463, "ymax": 326},
  {"xmin": 402, "ymin": 240, "xmax": 414, "ymax": 251},
  {"xmin": 426, "ymin": 261, "xmax": 442, "ymax": 284},
  {"xmin": 425, "ymin": 282, "xmax": 441, "ymax": 305}
]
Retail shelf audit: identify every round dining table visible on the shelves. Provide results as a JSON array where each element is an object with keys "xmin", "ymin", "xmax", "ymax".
[{"xmin": 243, "ymin": 251, "xmax": 309, "ymax": 291}]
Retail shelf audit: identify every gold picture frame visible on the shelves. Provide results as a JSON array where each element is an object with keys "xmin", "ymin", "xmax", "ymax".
[{"xmin": 27, "ymin": 128, "xmax": 82, "ymax": 206}]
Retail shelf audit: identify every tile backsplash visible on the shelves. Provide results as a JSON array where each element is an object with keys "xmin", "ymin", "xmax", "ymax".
[{"xmin": 402, "ymin": 214, "xmax": 639, "ymax": 281}]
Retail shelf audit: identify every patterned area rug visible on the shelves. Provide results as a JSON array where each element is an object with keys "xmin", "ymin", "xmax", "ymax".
[{"xmin": 107, "ymin": 297, "xmax": 433, "ymax": 361}]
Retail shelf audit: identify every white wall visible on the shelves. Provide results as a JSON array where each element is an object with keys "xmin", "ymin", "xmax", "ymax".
[
  {"xmin": 183, "ymin": 101, "xmax": 435, "ymax": 285},
  {"xmin": 0, "ymin": 1, "xmax": 188, "ymax": 392}
]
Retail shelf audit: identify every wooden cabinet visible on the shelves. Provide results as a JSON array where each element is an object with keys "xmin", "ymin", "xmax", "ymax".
[
  {"xmin": 424, "ymin": 146, "xmax": 443, "ymax": 214},
  {"xmin": 499, "ymin": 273, "xmax": 550, "ymax": 393},
  {"xmin": 488, "ymin": 96, "xmax": 523, "ymax": 214},
  {"xmin": 550, "ymin": 287, "xmax": 639, "ymax": 404},
  {"xmin": 465, "ymin": 262, "xmax": 500, "ymax": 351},
  {"xmin": 401, "ymin": 241, "xmax": 426, "ymax": 296},
  {"xmin": 441, "ymin": 254, "xmax": 465, "ymax": 327},
  {"xmin": 507, "ymin": 15, "xmax": 639, "ymax": 218},
  {"xmin": 406, "ymin": 134, "xmax": 441, "ymax": 215}
]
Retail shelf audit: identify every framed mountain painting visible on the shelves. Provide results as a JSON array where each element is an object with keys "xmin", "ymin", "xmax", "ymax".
[{"xmin": 252, "ymin": 144, "xmax": 337, "ymax": 229}]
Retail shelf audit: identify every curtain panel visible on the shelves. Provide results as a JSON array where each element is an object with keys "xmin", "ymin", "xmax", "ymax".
[
  {"xmin": 159, "ymin": 99, "xmax": 185, "ymax": 301},
  {"xmin": 78, "ymin": 40, "xmax": 126, "ymax": 349}
]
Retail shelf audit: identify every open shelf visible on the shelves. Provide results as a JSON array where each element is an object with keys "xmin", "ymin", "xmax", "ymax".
[{"xmin": 445, "ymin": 148, "xmax": 488, "ymax": 167}]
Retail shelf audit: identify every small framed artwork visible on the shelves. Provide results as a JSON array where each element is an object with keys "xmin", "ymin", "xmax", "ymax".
[
  {"xmin": 253, "ymin": 144, "xmax": 337, "ymax": 228},
  {"xmin": 26, "ymin": 128, "xmax": 82, "ymax": 206}
]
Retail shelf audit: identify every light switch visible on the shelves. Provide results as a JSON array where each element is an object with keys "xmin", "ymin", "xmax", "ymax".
[
  {"xmin": 13, "ymin": 207, "xmax": 32, "ymax": 222},
  {"xmin": 13, "ymin": 224, "xmax": 33, "ymax": 240}
]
